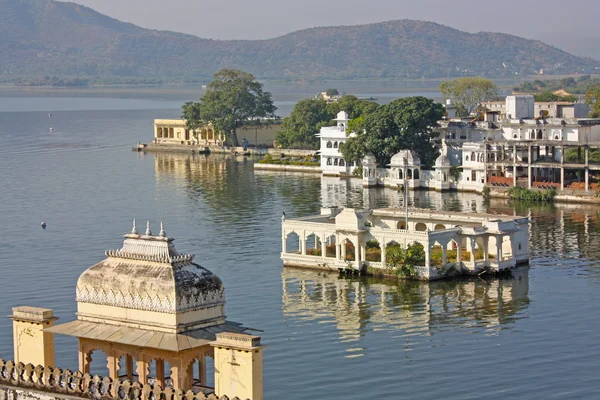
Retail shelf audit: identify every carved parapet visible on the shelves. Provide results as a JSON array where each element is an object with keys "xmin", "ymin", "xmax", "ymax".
[{"xmin": 0, "ymin": 359, "xmax": 245, "ymax": 400}]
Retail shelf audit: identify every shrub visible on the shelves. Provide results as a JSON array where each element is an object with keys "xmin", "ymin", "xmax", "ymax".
[{"xmin": 507, "ymin": 187, "xmax": 556, "ymax": 202}]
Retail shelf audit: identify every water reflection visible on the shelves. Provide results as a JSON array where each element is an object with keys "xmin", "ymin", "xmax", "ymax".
[{"xmin": 282, "ymin": 267, "xmax": 530, "ymax": 355}]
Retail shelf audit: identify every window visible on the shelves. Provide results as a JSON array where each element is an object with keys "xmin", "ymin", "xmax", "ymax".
[
  {"xmin": 339, "ymin": 159, "xmax": 346, "ymax": 166},
  {"xmin": 334, "ymin": 159, "xmax": 339, "ymax": 166},
  {"xmin": 326, "ymin": 141, "xmax": 332, "ymax": 148},
  {"xmin": 327, "ymin": 158, "xmax": 332, "ymax": 166},
  {"xmin": 333, "ymin": 142, "xmax": 338, "ymax": 148},
  {"xmin": 466, "ymin": 155, "xmax": 470, "ymax": 161}
]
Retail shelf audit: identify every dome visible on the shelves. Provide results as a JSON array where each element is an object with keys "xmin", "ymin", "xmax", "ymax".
[
  {"xmin": 76, "ymin": 221, "xmax": 226, "ymax": 333},
  {"xmin": 334, "ymin": 111, "xmax": 350, "ymax": 121},
  {"xmin": 362, "ymin": 153, "xmax": 376, "ymax": 165},
  {"xmin": 389, "ymin": 150, "xmax": 421, "ymax": 167},
  {"xmin": 435, "ymin": 153, "xmax": 451, "ymax": 168}
]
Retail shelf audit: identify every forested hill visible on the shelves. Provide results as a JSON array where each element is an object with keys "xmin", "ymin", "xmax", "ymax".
[{"xmin": 2, "ymin": 0, "xmax": 598, "ymax": 81}]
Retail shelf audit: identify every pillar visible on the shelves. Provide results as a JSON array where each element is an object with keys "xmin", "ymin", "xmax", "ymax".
[
  {"xmin": 300, "ymin": 232, "xmax": 306, "ymax": 256},
  {"xmin": 513, "ymin": 143, "xmax": 517, "ymax": 186},
  {"xmin": 381, "ymin": 242, "xmax": 387, "ymax": 264},
  {"xmin": 281, "ymin": 232, "xmax": 286, "ymax": 254},
  {"xmin": 106, "ymin": 350, "xmax": 119, "ymax": 381},
  {"xmin": 585, "ymin": 146, "xmax": 590, "ymax": 192},
  {"xmin": 125, "ymin": 355, "xmax": 134, "ymax": 381},
  {"xmin": 186, "ymin": 360, "xmax": 194, "ymax": 388},
  {"xmin": 496, "ymin": 236, "xmax": 502, "ymax": 261},
  {"xmin": 156, "ymin": 359, "xmax": 165, "ymax": 388},
  {"xmin": 560, "ymin": 145, "xmax": 565, "ymax": 190},
  {"xmin": 321, "ymin": 234, "xmax": 327, "ymax": 259},
  {"xmin": 483, "ymin": 237, "xmax": 489, "ymax": 263},
  {"xmin": 441, "ymin": 246, "xmax": 447, "ymax": 266},
  {"xmin": 425, "ymin": 243, "xmax": 431, "ymax": 268},
  {"xmin": 456, "ymin": 242, "xmax": 462, "ymax": 265},
  {"xmin": 212, "ymin": 333, "xmax": 265, "ymax": 400},
  {"xmin": 198, "ymin": 357, "xmax": 207, "ymax": 385},
  {"xmin": 10, "ymin": 306, "xmax": 57, "ymax": 367},
  {"xmin": 483, "ymin": 144, "xmax": 488, "ymax": 185},
  {"xmin": 469, "ymin": 238, "xmax": 476, "ymax": 264},
  {"xmin": 169, "ymin": 359, "xmax": 187, "ymax": 390},
  {"xmin": 78, "ymin": 345, "xmax": 90, "ymax": 374},
  {"xmin": 341, "ymin": 242, "xmax": 346, "ymax": 260},
  {"xmin": 355, "ymin": 241, "xmax": 361, "ymax": 269},
  {"xmin": 528, "ymin": 145, "xmax": 532, "ymax": 189},
  {"xmin": 136, "ymin": 356, "xmax": 149, "ymax": 385},
  {"xmin": 336, "ymin": 243, "xmax": 341, "ymax": 260}
]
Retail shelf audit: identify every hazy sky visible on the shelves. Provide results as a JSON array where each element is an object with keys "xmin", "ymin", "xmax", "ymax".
[{"xmin": 66, "ymin": 0, "xmax": 599, "ymax": 41}]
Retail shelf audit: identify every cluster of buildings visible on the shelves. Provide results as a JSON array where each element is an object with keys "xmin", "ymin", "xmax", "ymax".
[{"xmin": 318, "ymin": 96, "xmax": 600, "ymax": 193}]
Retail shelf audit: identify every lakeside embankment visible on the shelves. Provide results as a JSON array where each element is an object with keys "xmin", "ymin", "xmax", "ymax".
[{"xmin": 134, "ymin": 142, "xmax": 316, "ymax": 158}]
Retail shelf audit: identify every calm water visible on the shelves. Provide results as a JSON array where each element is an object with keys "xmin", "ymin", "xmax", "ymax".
[{"xmin": 1, "ymin": 88, "xmax": 600, "ymax": 399}]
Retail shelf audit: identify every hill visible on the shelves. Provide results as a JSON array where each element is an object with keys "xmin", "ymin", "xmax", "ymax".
[{"xmin": 1, "ymin": 0, "xmax": 598, "ymax": 81}]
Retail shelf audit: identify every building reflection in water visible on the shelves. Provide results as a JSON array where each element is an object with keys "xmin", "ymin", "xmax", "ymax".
[{"xmin": 282, "ymin": 267, "xmax": 530, "ymax": 356}]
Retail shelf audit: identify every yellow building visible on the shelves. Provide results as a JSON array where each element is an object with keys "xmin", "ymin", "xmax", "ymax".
[
  {"xmin": 154, "ymin": 119, "xmax": 224, "ymax": 145},
  {"xmin": 10, "ymin": 221, "xmax": 265, "ymax": 400}
]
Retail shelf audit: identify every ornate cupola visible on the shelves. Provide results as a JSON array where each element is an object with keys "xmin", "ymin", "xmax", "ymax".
[{"xmin": 75, "ymin": 220, "xmax": 225, "ymax": 333}]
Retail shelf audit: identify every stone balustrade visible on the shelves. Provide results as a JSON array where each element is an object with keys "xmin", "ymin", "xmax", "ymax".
[{"xmin": 0, "ymin": 359, "xmax": 242, "ymax": 400}]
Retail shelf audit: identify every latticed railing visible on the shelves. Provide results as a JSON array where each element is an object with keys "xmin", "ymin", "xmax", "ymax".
[{"xmin": 0, "ymin": 359, "xmax": 242, "ymax": 400}]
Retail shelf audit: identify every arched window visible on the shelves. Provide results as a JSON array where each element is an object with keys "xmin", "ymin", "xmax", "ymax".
[
  {"xmin": 333, "ymin": 142, "xmax": 338, "ymax": 148},
  {"xmin": 339, "ymin": 159, "xmax": 346, "ymax": 166},
  {"xmin": 471, "ymin": 152, "xmax": 475, "ymax": 161},
  {"xmin": 398, "ymin": 169, "xmax": 403, "ymax": 179},
  {"xmin": 326, "ymin": 141, "xmax": 332, "ymax": 148},
  {"xmin": 466, "ymin": 155, "xmax": 470, "ymax": 162},
  {"xmin": 414, "ymin": 169, "xmax": 420, "ymax": 179},
  {"xmin": 327, "ymin": 158, "xmax": 332, "ymax": 166},
  {"xmin": 407, "ymin": 169, "xmax": 413, "ymax": 179},
  {"xmin": 334, "ymin": 159, "xmax": 339, "ymax": 166},
  {"xmin": 157, "ymin": 127, "xmax": 163, "ymax": 138}
]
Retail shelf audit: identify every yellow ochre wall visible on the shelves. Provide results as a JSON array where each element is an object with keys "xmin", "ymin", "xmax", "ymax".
[{"xmin": 10, "ymin": 307, "xmax": 57, "ymax": 367}]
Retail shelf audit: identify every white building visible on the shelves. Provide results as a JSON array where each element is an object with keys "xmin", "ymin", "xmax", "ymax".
[{"xmin": 318, "ymin": 111, "xmax": 359, "ymax": 176}]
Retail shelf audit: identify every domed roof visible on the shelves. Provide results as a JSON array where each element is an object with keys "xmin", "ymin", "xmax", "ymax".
[
  {"xmin": 362, "ymin": 153, "xmax": 376, "ymax": 164},
  {"xmin": 76, "ymin": 221, "xmax": 225, "ymax": 333},
  {"xmin": 389, "ymin": 150, "xmax": 421, "ymax": 167},
  {"xmin": 334, "ymin": 111, "xmax": 350, "ymax": 121},
  {"xmin": 435, "ymin": 153, "xmax": 451, "ymax": 168}
]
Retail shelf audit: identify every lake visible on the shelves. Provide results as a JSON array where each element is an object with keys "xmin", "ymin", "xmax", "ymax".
[{"xmin": 0, "ymin": 86, "xmax": 599, "ymax": 399}]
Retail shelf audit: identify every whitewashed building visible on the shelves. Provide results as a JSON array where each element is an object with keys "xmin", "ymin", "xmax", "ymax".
[{"xmin": 318, "ymin": 111, "xmax": 359, "ymax": 176}]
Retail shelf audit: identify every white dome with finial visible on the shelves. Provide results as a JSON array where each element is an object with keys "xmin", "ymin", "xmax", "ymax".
[{"xmin": 389, "ymin": 150, "xmax": 421, "ymax": 167}]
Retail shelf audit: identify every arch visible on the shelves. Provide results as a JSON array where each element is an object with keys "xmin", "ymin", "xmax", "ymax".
[
  {"xmin": 325, "ymin": 235, "xmax": 336, "ymax": 257},
  {"xmin": 415, "ymin": 222, "xmax": 427, "ymax": 231},
  {"xmin": 305, "ymin": 233, "xmax": 320, "ymax": 256},
  {"xmin": 537, "ymin": 129, "xmax": 543, "ymax": 140},
  {"xmin": 407, "ymin": 169, "xmax": 413, "ymax": 179},
  {"xmin": 554, "ymin": 135, "xmax": 559, "ymax": 140},
  {"xmin": 326, "ymin": 141, "xmax": 333, "ymax": 148},
  {"xmin": 471, "ymin": 152, "xmax": 475, "ymax": 161},
  {"xmin": 365, "ymin": 239, "xmax": 382, "ymax": 262},
  {"xmin": 434, "ymin": 223, "xmax": 446, "ymax": 231},
  {"xmin": 334, "ymin": 158, "xmax": 339, "ymax": 166},
  {"xmin": 341, "ymin": 238, "xmax": 356, "ymax": 261},
  {"xmin": 475, "ymin": 236, "xmax": 486, "ymax": 260},
  {"xmin": 200, "ymin": 129, "xmax": 207, "ymax": 140},
  {"xmin": 157, "ymin": 127, "xmax": 163, "ymax": 138},
  {"xmin": 87, "ymin": 348, "xmax": 110, "ymax": 376},
  {"xmin": 169, "ymin": 128, "xmax": 174, "ymax": 139},
  {"xmin": 414, "ymin": 169, "xmax": 420, "ymax": 179},
  {"xmin": 339, "ymin": 159, "xmax": 346, "ymax": 167},
  {"xmin": 285, "ymin": 232, "xmax": 300, "ymax": 254},
  {"xmin": 327, "ymin": 158, "xmax": 332, "ymax": 166},
  {"xmin": 208, "ymin": 129, "xmax": 214, "ymax": 140},
  {"xmin": 398, "ymin": 169, "xmax": 403, "ymax": 179},
  {"xmin": 513, "ymin": 134, "xmax": 517, "ymax": 139},
  {"xmin": 397, "ymin": 221, "xmax": 406, "ymax": 230},
  {"xmin": 333, "ymin": 141, "xmax": 338, "ymax": 148},
  {"xmin": 466, "ymin": 155, "xmax": 470, "ymax": 162}
]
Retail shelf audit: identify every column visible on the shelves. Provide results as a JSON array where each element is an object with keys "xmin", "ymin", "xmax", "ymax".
[
  {"xmin": 456, "ymin": 242, "xmax": 462, "ymax": 265},
  {"xmin": 441, "ymin": 246, "xmax": 447, "ymax": 266},
  {"xmin": 186, "ymin": 360, "xmax": 194, "ymax": 388},
  {"xmin": 341, "ymin": 242, "xmax": 346, "ymax": 260},
  {"xmin": 281, "ymin": 232, "xmax": 287, "ymax": 254},
  {"xmin": 483, "ymin": 237, "xmax": 489, "ymax": 263},
  {"xmin": 198, "ymin": 357, "xmax": 207, "ymax": 385},
  {"xmin": 483, "ymin": 144, "xmax": 488, "ymax": 185},
  {"xmin": 560, "ymin": 145, "xmax": 565, "ymax": 190},
  {"xmin": 585, "ymin": 146, "xmax": 590, "ymax": 192},
  {"xmin": 360, "ymin": 244, "xmax": 366, "ymax": 264},
  {"xmin": 78, "ymin": 343, "xmax": 90, "ymax": 374},
  {"xmin": 107, "ymin": 351, "xmax": 119, "ymax": 380},
  {"xmin": 513, "ymin": 143, "xmax": 517, "ymax": 186},
  {"xmin": 136, "ymin": 356, "xmax": 149, "ymax": 385},
  {"xmin": 156, "ymin": 359, "xmax": 165, "ymax": 388},
  {"xmin": 425, "ymin": 243, "xmax": 430, "ymax": 268},
  {"xmin": 528, "ymin": 145, "xmax": 532, "ymax": 189},
  {"xmin": 336, "ymin": 241, "xmax": 341, "ymax": 261},
  {"xmin": 381, "ymin": 240, "xmax": 387, "ymax": 264},
  {"xmin": 354, "ymin": 241, "xmax": 361, "ymax": 269},
  {"xmin": 496, "ymin": 236, "xmax": 502, "ymax": 261},
  {"xmin": 469, "ymin": 238, "xmax": 476, "ymax": 264},
  {"xmin": 125, "ymin": 355, "xmax": 133, "ymax": 381},
  {"xmin": 300, "ymin": 232, "xmax": 306, "ymax": 256},
  {"xmin": 321, "ymin": 234, "xmax": 327, "ymax": 259}
]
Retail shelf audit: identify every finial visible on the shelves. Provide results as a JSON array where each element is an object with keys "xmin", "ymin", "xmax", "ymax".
[
  {"xmin": 159, "ymin": 222, "xmax": 166, "ymax": 237},
  {"xmin": 132, "ymin": 219, "xmax": 138, "ymax": 234},
  {"xmin": 145, "ymin": 221, "xmax": 152, "ymax": 236}
]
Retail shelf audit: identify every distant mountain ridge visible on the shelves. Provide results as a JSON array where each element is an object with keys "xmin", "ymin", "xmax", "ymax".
[{"xmin": 1, "ymin": 0, "xmax": 598, "ymax": 81}]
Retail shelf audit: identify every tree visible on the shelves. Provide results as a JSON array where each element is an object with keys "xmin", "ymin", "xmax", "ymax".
[
  {"xmin": 585, "ymin": 84, "xmax": 600, "ymax": 118},
  {"xmin": 439, "ymin": 77, "xmax": 498, "ymax": 115},
  {"xmin": 326, "ymin": 95, "xmax": 379, "ymax": 120},
  {"xmin": 181, "ymin": 101, "xmax": 204, "ymax": 141},
  {"xmin": 275, "ymin": 99, "xmax": 331, "ymax": 149},
  {"xmin": 182, "ymin": 68, "xmax": 277, "ymax": 146},
  {"xmin": 340, "ymin": 97, "xmax": 444, "ymax": 168}
]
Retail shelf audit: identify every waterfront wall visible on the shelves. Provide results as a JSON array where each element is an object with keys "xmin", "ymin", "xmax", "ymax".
[
  {"xmin": 0, "ymin": 360, "xmax": 240, "ymax": 400},
  {"xmin": 253, "ymin": 164, "xmax": 321, "ymax": 173},
  {"xmin": 136, "ymin": 143, "xmax": 316, "ymax": 158}
]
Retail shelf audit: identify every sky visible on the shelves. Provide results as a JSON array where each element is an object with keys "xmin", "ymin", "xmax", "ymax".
[{"xmin": 65, "ymin": 0, "xmax": 600, "ymax": 41}]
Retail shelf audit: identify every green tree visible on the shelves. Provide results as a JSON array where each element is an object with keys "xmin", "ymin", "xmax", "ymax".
[
  {"xmin": 326, "ymin": 95, "xmax": 379, "ymax": 119},
  {"xmin": 585, "ymin": 84, "xmax": 600, "ymax": 117},
  {"xmin": 325, "ymin": 88, "xmax": 339, "ymax": 97},
  {"xmin": 340, "ymin": 97, "xmax": 444, "ymax": 168},
  {"xmin": 439, "ymin": 77, "xmax": 498, "ymax": 115},
  {"xmin": 182, "ymin": 68, "xmax": 277, "ymax": 146},
  {"xmin": 275, "ymin": 99, "xmax": 331, "ymax": 149},
  {"xmin": 181, "ymin": 101, "xmax": 204, "ymax": 141}
]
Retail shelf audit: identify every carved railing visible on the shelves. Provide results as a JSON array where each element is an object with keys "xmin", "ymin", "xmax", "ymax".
[{"xmin": 0, "ymin": 359, "xmax": 241, "ymax": 400}]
